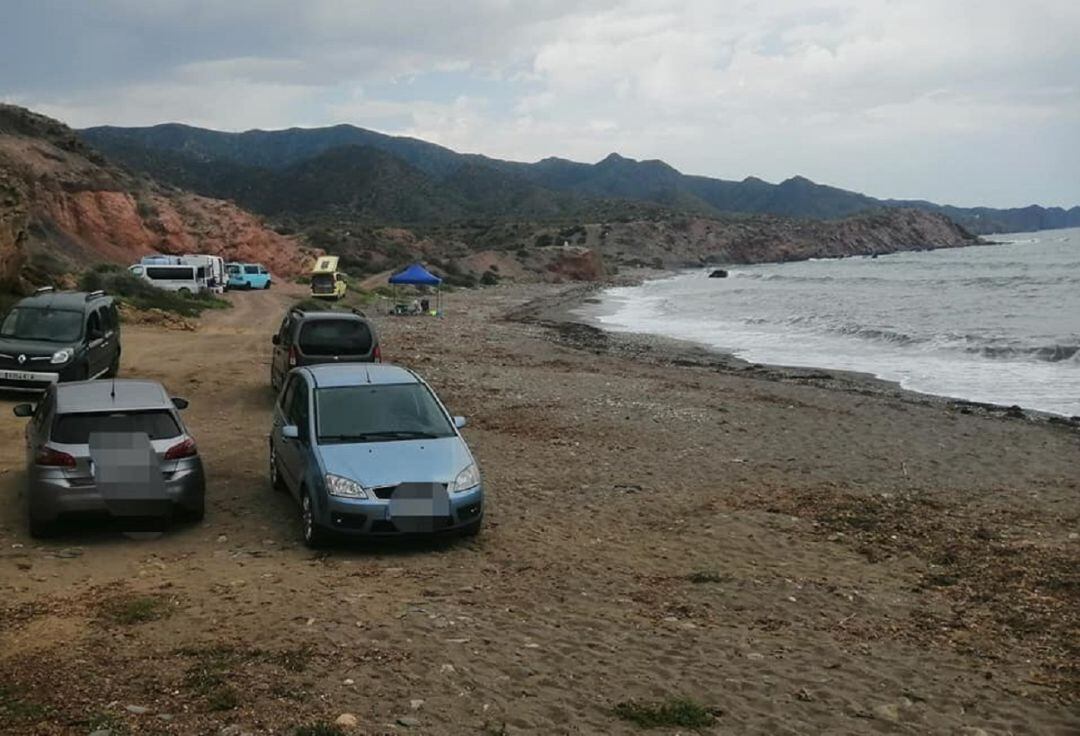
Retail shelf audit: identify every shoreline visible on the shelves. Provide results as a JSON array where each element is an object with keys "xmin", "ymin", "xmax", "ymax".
[{"xmin": 507, "ymin": 278, "xmax": 1080, "ymax": 428}]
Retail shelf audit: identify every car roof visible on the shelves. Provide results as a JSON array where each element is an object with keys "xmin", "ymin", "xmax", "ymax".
[
  {"xmin": 302, "ymin": 363, "xmax": 418, "ymax": 389},
  {"xmin": 16, "ymin": 291, "xmax": 110, "ymax": 311},
  {"xmin": 54, "ymin": 379, "xmax": 173, "ymax": 414}
]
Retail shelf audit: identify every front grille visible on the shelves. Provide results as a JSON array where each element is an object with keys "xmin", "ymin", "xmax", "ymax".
[{"xmin": 0, "ymin": 378, "xmax": 51, "ymax": 391}]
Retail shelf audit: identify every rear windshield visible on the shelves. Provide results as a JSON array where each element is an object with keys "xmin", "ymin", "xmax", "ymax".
[
  {"xmin": 311, "ymin": 274, "xmax": 334, "ymax": 288},
  {"xmin": 298, "ymin": 319, "xmax": 372, "ymax": 356},
  {"xmin": 0, "ymin": 308, "xmax": 83, "ymax": 342},
  {"xmin": 51, "ymin": 410, "xmax": 181, "ymax": 444}
]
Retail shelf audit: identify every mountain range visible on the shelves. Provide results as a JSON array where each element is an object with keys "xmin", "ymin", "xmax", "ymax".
[{"xmin": 81, "ymin": 123, "xmax": 1080, "ymax": 235}]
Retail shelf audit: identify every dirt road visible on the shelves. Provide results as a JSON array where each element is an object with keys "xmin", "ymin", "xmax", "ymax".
[{"xmin": 0, "ymin": 283, "xmax": 1077, "ymax": 735}]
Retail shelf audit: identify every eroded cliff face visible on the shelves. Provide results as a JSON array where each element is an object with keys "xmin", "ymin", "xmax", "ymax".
[
  {"xmin": 0, "ymin": 170, "xmax": 28, "ymax": 291},
  {"xmin": 0, "ymin": 105, "xmax": 317, "ymax": 281},
  {"xmin": 586, "ymin": 208, "xmax": 979, "ymax": 269}
]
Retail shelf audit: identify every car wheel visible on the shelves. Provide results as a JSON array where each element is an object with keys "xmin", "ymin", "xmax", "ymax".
[
  {"xmin": 269, "ymin": 443, "xmax": 286, "ymax": 492},
  {"xmin": 175, "ymin": 502, "xmax": 205, "ymax": 523},
  {"xmin": 178, "ymin": 287, "xmax": 192, "ymax": 297},
  {"xmin": 300, "ymin": 491, "xmax": 327, "ymax": 548},
  {"xmin": 264, "ymin": 281, "xmax": 272, "ymax": 290},
  {"xmin": 29, "ymin": 516, "xmax": 57, "ymax": 539}
]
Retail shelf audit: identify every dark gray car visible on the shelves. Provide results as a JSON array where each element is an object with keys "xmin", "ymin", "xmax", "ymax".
[
  {"xmin": 0, "ymin": 287, "xmax": 121, "ymax": 392},
  {"xmin": 270, "ymin": 306, "xmax": 380, "ymax": 392},
  {"xmin": 13, "ymin": 379, "xmax": 205, "ymax": 537}
]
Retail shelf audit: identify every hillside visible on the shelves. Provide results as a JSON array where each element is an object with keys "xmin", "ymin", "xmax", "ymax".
[
  {"xmin": 0, "ymin": 105, "xmax": 317, "ymax": 292},
  {"xmin": 82, "ymin": 123, "xmax": 1080, "ymax": 234}
]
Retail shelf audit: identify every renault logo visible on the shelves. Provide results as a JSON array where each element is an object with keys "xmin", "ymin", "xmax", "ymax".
[{"xmin": 17, "ymin": 354, "xmax": 26, "ymax": 365}]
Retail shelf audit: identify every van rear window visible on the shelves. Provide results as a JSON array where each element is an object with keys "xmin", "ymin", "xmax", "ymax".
[
  {"xmin": 51, "ymin": 410, "xmax": 181, "ymax": 444},
  {"xmin": 298, "ymin": 319, "xmax": 373, "ymax": 356},
  {"xmin": 146, "ymin": 266, "xmax": 195, "ymax": 280}
]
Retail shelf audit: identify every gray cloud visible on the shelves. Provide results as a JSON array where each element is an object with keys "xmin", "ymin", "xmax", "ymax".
[{"xmin": 2, "ymin": 0, "xmax": 1077, "ymax": 207}]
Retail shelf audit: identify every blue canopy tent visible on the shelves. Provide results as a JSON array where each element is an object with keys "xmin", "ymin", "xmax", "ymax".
[{"xmin": 388, "ymin": 263, "xmax": 443, "ymax": 315}]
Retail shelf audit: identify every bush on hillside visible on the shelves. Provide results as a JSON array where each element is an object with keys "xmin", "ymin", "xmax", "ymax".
[
  {"xmin": 78, "ymin": 266, "xmax": 229, "ymax": 318},
  {"xmin": 480, "ymin": 270, "xmax": 499, "ymax": 286}
]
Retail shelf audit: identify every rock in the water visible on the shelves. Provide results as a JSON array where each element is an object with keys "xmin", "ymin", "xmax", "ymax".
[{"xmin": 335, "ymin": 713, "xmax": 358, "ymax": 727}]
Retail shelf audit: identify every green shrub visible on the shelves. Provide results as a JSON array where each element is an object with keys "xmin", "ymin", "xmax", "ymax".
[
  {"xmin": 480, "ymin": 270, "xmax": 499, "ymax": 286},
  {"xmin": 613, "ymin": 698, "xmax": 716, "ymax": 729}
]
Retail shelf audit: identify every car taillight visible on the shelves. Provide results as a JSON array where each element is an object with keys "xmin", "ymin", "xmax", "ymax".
[
  {"xmin": 288, "ymin": 345, "xmax": 298, "ymax": 367},
  {"xmin": 35, "ymin": 447, "xmax": 76, "ymax": 467},
  {"xmin": 373, "ymin": 344, "xmax": 382, "ymax": 363},
  {"xmin": 164, "ymin": 438, "xmax": 198, "ymax": 460}
]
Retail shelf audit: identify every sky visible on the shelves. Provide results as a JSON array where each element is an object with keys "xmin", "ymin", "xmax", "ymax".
[{"xmin": 2, "ymin": 0, "xmax": 1078, "ymax": 209}]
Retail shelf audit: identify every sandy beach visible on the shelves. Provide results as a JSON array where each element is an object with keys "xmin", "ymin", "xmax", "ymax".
[{"xmin": 0, "ymin": 281, "xmax": 1077, "ymax": 735}]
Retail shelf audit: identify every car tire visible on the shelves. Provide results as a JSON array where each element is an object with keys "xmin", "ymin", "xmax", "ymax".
[
  {"xmin": 269, "ymin": 443, "xmax": 286, "ymax": 492},
  {"xmin": 178, "ymin": 287, "xmax": 192, "ymax": 297},
  {"xmin": 176, "ymin": 502, "xmax": 205, "ymax": 523},
  {"xmin": 300, "ymin": 490, "xmax": 328, "ymax": 548},
  {"xmin": 29, "ymin": 516, "xmax": 57, "ymax": 539}
]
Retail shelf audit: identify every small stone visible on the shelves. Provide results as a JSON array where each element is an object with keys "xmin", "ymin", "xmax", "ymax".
[
  {"xmin": 410, "ymin": 699, "xmax": 425, "ymax": 710},
  {"xmin": 334, "ymin": 713, "xmax": 358, "ymax": 727},
  {"xmin": 796, "ymin": 688, "xmax": 814, "ymax": 702},
  {"xmin": 957, "ymin": 728, "xmax": 988, "ymax": 736},
  {"xmin": 397, "ymin": 716, "xmax": 421, "ymax": 727},
  {"xmin": 89, "ymin": 730, "xmax": 112, "ymax": 736},
  {"xmin": 873, "ymin": 703, "xmax": 900, "ymax": 722},
  {"xmin": 746, "ymin": 653, "xmax": 765, "ymax": 660},
  {"xmin": 125, "ymin": 705, "xmax": 150, "ymax": 715},
  {"xmin": 217, "ymin": 535, "xmax": 228, "ymax": 543},
  {"xmin": 218, "ymin": 726, "xmax": 243, "ymax": 736},
  {"xmin": 440, "ymin": 664, "xmax": 456, "ymax": 674},
  {"xmin": 156, "ymin": 714, "xmax": 174, "ymax": 722},
  {"xmin": 56, "ymin": 547, "xmax": 83, "ymax": 558},
  {"xmin": 343, "ymin": 678, "xmax": 355, "ymax": 685}
]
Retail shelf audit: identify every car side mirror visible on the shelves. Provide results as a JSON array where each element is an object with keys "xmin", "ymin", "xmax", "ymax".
[
  {"xmin": 171, "ymin": 397, "xmax": 189, "ymax": 410},
  {"xmin": 12, "ymin": 403, "xmax": 34, "ymax": 418},
  {"xmin": 272, "ymin": 334, "xmax": 280, "ymax": 345},
  {"xmin": 281, "ymin": 425, "xmax": 299, "ymax": 440},
  {"xmin": 453, "ymin": 416, "xmax": 467, "ymax": 429}
]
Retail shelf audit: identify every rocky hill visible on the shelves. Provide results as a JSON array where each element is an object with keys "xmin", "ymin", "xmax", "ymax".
[
  {"xmin": 82, "ymin": 122, "xmax": 1080, "ymax": 235},
  {"xmin": 0, "ymin": 105, "xmax": 317, "ymax": 292}
]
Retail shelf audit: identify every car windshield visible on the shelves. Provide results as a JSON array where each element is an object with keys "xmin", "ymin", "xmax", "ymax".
[
  {"xmin": 51, "ymin": 410, "xmax": 181, "ymax": 444},
  {"xmin": 316, "ymin": 384, "xmax": 455, "ymax": 442},
  {"xmin": 311, "ymin": 273, "xmax": 334, "ymax": 288},
  {"xmin": 0, "ymin": 307, "xmax": 83, "ymax": 342},
  {"xmin": 299, "ymin": 319, "xmax": 372, "ymax": 356}
]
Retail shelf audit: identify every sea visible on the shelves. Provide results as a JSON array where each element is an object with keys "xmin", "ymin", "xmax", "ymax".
[{"xmin": 585, "ymin": 227, "xmax": 1080, "ymax": 417}]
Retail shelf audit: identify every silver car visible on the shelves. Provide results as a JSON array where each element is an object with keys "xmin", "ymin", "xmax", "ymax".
[{"xmin": 13, "ymin": 379, "xmax": 205, "ymax": 537}]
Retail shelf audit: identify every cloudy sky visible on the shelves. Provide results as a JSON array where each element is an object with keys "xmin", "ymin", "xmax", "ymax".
[{"xmin": 2, "ymin": 0, "xmax": 1078, "ymax": 208}]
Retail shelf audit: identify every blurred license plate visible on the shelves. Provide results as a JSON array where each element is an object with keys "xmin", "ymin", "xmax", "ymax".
[{"xmin": 0, "ymin": 370, "xmax": 39, "ymax": 382}]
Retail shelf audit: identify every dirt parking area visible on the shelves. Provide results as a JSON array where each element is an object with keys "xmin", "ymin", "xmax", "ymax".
[{"xmin": 1, "ymin": 283, "xmax": 1077, "ymax": 735}]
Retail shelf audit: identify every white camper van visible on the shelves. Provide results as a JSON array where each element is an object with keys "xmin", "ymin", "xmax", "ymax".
[
  {"xmin": 129, "ymin": 263, "xmax": 207, "ymax": 294},
  {"xmin": 181, "ymin": 255, "xmax": 226, "ymax": 293}
]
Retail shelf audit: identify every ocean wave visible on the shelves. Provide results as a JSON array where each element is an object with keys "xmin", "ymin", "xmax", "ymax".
[{"xmin": 973, "ymin": 343, "xmax": 1080, "ymax": 363}]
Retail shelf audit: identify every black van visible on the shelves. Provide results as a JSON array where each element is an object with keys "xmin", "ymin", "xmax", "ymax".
[
  {"xmin": 270, "ymin": 306, "xmax": 380, "ymax": 392},
  {"xmin": 0, "ymin": 288, "xmax": 121, "ymax": 392}
]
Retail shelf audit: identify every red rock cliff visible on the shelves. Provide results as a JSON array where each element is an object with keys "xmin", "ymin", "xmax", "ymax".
[{"xmin": 0, "ymin": 105, "xmax": 317, "ymax": 281}]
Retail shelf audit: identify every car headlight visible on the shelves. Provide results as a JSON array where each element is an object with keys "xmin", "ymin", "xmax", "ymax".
[
  {"xmin": 450, "ymin": 463, "xmax": 480, "ymax": 493},
  {"xmin": 50, "ymin": 348, "xmax": 73, "ymax": 365},
  {"xmin": 325, "ymin": 474, "xmax": 368, "ymax": 499}
]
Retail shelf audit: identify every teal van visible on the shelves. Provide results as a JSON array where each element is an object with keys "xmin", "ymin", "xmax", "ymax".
[{"xmin": 226, "ymin": 263, "xmax": 271, "ymax": 290}]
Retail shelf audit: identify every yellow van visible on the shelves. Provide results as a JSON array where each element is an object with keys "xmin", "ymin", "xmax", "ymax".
[{"xmin": 310, "ymin": 256, "xmax": 347, "ymax": 300}]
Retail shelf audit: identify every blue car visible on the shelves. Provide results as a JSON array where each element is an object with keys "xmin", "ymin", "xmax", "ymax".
[
  {"xmin": 226, "ymin": 262, "xmax": 271, "ymax": 290},
  {"xmin": 269, "ymin": 363, "xmax": 483, "ymax": 546}
]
